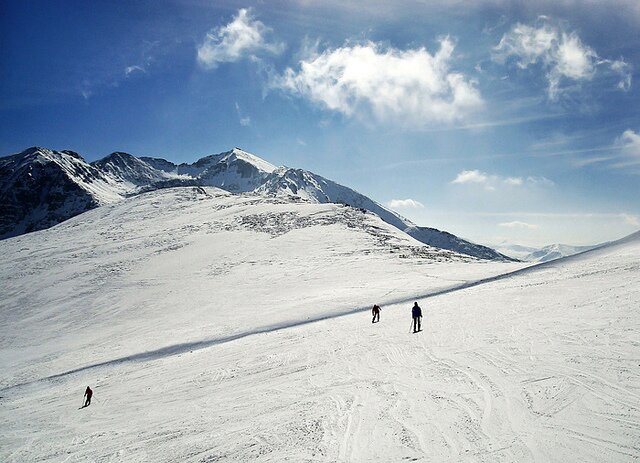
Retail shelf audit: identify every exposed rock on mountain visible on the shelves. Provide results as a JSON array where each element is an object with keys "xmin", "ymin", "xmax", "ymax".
[{"xmin": 0, "ymin": 146, "xmax": 513, "ymax": 260}]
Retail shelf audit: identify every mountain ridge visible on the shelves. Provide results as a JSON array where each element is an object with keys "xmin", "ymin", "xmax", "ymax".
[
  {"xmin": 0, "ymin": 146, "xmax": 514, "ymax": 261},
  {"xmin": 490, "ymin": 240, "xmax": 609, "ymax": 262}
]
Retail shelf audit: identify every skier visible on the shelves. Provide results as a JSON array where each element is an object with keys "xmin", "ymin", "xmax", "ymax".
[
  {"xmin": 411, "ymin": 302, "xmax": 422, "ymax": 333},
  {"xmin": 371, "ymin": 304, "xmax": 381, "ymax": 323},
  {"xmin": 83, "ymin": 386, "xmax": 93, "ymax": 407}
]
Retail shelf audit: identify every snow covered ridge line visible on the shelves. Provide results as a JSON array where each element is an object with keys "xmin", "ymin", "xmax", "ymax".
[
  {"xmin": 0, "ymin": 146, "xmax": 513, "ymax": 260},
  {"xmin": 490, "ymin": 241, "xmax": 610, "ymax": 262}
]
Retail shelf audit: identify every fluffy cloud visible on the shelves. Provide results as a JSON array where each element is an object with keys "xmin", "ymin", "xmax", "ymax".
[
  {"xmin": 451, "ymin": 170, "xmax": 553, "ymax": 190},
  {"xmin": 386, "ymin": 199, "xmax": 425, "ymax": 209},
  {"xmin": 498, "ymin": 221, "xmax": 539, "ymax": 229},
  {"xmin": 451, "ymin": 170, "xmax": 488, "ymax": 184},
  {"xmin": 493, "ymin": 18, "xmax": 632, "ymax": 99},
  {"xmin": 197, "ymin": 9, "xmax": 284, "ymax": 69},
  {"xmin": 274, "ymin": 38, "xmax": 483, "ymax": 126}
]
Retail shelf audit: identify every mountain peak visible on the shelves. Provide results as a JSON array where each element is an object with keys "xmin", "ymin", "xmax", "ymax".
[
  {"xmin": 223, "ymin": 147, "xmax": 277, "ymax": 174},
  {"xmin": 1, "ymin": 145, "xmax": 513, "ymax": 260},
  {"xmin": 94, "ymin": 151, "xmax": 141, "ymax": 166}
]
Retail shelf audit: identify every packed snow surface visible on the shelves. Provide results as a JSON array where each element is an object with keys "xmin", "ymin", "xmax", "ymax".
[{"xmin": 1, "ymin": 188, "xmax": 638, "ymax": 462}]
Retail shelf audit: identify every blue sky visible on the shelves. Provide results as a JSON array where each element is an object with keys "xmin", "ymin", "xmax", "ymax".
[{"xmin": 1, "ymin": 0, "xmax": 639, "ymax": 246}]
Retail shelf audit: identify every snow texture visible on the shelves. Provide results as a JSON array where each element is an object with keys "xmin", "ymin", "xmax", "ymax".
[{"xmin": 0, "ymin": 188, "xmax": 638, "ymax": 462}]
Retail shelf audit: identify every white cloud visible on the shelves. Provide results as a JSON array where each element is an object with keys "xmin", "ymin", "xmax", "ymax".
[
  {"xmin": 603, "ymin": 129, "xmax": 640, "ymax": 169},
  {"xmin": 499, "ymin": 221, "xmax": 539, "ymax": 229},
  {"xmin": 125, "ymin": 65, "xmax": 145, "ymax": 76},
  {"xmin": 621, "ymin": 213, "xmax": 640, "ymax": 227},
  {"xmin": 610, "ymin": 59, "xmax": 632, "ymax": 91},
  {"xmin": 386, "ymin": 199, "xmax": 425, "ymax": 209},
  {"xmin": 525, "ymin": 176, "xmax": 555, "ymax": 186},
  {"xmin": 274, "ymin": 38, "xmax": 483, "ymax": 127},
  {"xmin": 452, "ymin": 170, "xmax": 489, "ymax": 184},
  {"xmin": 451, "ymin": 170, "xmax": 553, "ymax": 190},
  {"xmin": 493, "ymin": 18, "xmax": 631, "ymax": 99},
  {"xmin": 504, "ymin": 176, "xmax": 524, "ymax": 185},
  {"xmin": 575, "ymin": 129, "xmax": 640, "ymax": 171},
  {"xmin": 197, "ymin": 9, "xmax": 284, "ymax": 70},
  {"xmin": 234, "ymin": 102, "xmax": 251, "ymax": 127},
  {"xmin": 619, "ymin": 129, "xmax": 640, "ymax": 158}
]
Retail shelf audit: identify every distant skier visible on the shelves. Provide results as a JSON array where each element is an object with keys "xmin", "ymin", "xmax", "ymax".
[
  {"xmin": 411, "ymin": 302, "xmax": 422, "ymax": 333},
  {"xmin": 371, "ymin": 304, "xmax": 381, "ymax": 323},
  {"xmin": 83, "ymin": 386, "xmax": 93, "ymax": 408}
]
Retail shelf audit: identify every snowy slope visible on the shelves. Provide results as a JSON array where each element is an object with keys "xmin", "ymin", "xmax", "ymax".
[
  {"xmin": 0, "ymin": 189, "xmax": 638, "ymax": 462},
  {"xmin": 0, "ymin": 146, "xmax": 511, "ymax": 260},
  {"xmin": 0, "ymin": 186, "xmax": 508, "ymax": 390},
  {"xmin": 257, "ymin": 167, "xmax": 513, "ymax": 261}
]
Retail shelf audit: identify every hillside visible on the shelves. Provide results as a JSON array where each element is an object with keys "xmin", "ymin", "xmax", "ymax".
[
  {"xmin": 0, "ymin": 146, "xmax": 513, "ymax": 261},
  {"xmin": 1, "ymin": 188, "xmax": 638, "ymax": 461}
]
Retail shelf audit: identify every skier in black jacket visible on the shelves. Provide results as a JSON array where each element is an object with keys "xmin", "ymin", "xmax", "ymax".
[
  {"xmin": 83, "ymin": 386, "xmax": 93, "ymax": 407},
  {"xmin": 371, "ymin": 304, "xmax": 381, "ymax": 323},
  {"xmin": 411, "ymin": 302, "xmax": 422, "ymax": 333}
]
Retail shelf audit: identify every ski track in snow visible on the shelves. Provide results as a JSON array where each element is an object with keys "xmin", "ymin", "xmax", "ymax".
[
  {"xmin": 0, "ymin": 188, "xmax": 639, "ymax": 462},
  {"xmin": 0, "ymin": 262, "xmax": 551, "ymax": 391}
]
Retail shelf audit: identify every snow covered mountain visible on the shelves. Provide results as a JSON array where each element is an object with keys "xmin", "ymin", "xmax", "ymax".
[
  {"xmin": 0, "ymin": 147, "xmax": 123, "ymax": 239},
  {"xmin": 254, "ymin": 166, "xmax": 513, "ymax": 261},
  {"xmin": 524, "ymin": 243, "xmax": 603, "ymax": 262},
  {"xmin": 1, "ymin": 185, "xmax": 637, "ymax": 462},
  {"xmin": 91, "ymin": 151, "xmax": 182, "ymax": 187},
  {"xmin": 0, "ymin": 186, "xmax": 511, "ymax": 391},
  {"xmin": 0, "ymin": 147, "xmax": 189, "ymax": 240},
  {"xmin": 142, "ymin": 148, "xmax": 277, "ymax": 192},
  {"xmin": 492, "ymin": 241, "xmax": 605, "ymax": 262},
  {"xmin": 0, "ymin": 146, "xmax": 512, "ymax": 260}
]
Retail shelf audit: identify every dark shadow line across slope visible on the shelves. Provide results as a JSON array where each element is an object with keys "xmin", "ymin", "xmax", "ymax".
[{"xmin": 1, "ymin": 257, "xmax": 581, "ymax": 393}]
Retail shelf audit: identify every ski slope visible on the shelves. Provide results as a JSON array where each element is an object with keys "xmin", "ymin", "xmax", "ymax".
[{"xmin": 1, "ymin": 188, "xmax": 638, "ymax": 462}]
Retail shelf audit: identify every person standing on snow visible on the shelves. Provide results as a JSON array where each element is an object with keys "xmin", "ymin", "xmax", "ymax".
[
  {"xmin": 411, "ymin": 302, "xmax": 422, "ymax": 333},
  {"xmin": 83, "ymin": 386, "xmax": 93, "ymax": 407},
  {"xmin": 371, "ymin": 304, "xmax": 381, "ymax": 323}
]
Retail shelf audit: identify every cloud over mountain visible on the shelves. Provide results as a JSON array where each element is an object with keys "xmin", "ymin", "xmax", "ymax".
[
  {"xmin": 386, "ymin": 199, "xmax": 424, "ymax": 209},
  {"xmin": 451, "ymin": 170, "xmax": 553, "ymax": 191}
]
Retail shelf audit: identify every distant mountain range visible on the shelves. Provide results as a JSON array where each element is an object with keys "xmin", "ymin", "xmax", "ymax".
[
  {"xmin": 0, "ymin": 146, "xmax": 514, "ymax": 261},
  {"xmin": 491, "ymin": 242, "xmax": 606, "ymax": 263}
]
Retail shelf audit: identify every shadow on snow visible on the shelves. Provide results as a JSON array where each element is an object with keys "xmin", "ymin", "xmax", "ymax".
[{"xmin": 3, "ymin": 260, "xmax": 554, "ymax": 392}]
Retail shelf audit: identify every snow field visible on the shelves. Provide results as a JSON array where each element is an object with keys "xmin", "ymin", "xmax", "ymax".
[{"xmin": 1, "ymin": 188, "xmax": 638, "ymax": 461}]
